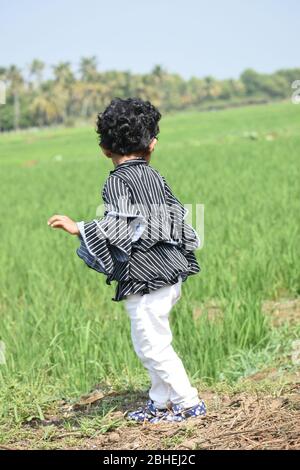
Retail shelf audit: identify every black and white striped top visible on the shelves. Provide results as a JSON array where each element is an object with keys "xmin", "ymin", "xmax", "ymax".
[{"xmin": 76, "ymin": 158, "xmax": 200, "ymax": 301}]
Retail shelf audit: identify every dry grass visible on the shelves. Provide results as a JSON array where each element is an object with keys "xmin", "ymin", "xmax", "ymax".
[
  {"xmin": 3, "ymin": 382, "xmax": 299, "ymax": 451},
  {"xmin": 262, "ymin": 298, "xmax": 300, "ymax": 327},
  {"xmin": 82, "ymin": 385, "xmax": 300, "ymax": 450}
]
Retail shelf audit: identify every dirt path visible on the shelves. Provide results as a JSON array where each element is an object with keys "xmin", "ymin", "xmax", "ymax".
[
  {"xmin": 79, "ymin": 385, "xmax": 300, "ymax": 450},
  {"xmin": 6, "ymin": 381, "xmax": 299, "ymax": 451}
]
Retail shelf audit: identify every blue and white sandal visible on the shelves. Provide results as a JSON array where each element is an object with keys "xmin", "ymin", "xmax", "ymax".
[
  {"xmin": 164, "ymin": 400, "xmax": 207, "ymax": 422},
  {"xmin": 125, "ymin": 399, "xmax": 169, "ymax": 424},
  {"xmin": 126, "ymin": 399, "xmax": 206, "ymax": 424}
]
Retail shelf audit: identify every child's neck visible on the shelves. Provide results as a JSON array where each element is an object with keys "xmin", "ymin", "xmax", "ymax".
[{"xmin": 112, "ymin": 153, "xmax": 150, "ymax": 167}]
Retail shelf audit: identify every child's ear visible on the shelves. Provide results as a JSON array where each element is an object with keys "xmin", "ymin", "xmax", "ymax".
[{"xmin": 149, "ymin": 137, "xmax": 158, "ymax": 153}]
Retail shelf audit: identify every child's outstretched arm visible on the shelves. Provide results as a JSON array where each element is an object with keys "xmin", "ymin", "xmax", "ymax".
[
  {"xmin": 47, "ymin": 175, "xmax": 143, "ymax": 277},
  {"xmin": 47, "ymin": 215, "xmax": 79, "ymax": 235}
]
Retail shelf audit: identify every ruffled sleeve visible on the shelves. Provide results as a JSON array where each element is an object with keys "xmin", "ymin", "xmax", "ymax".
[
  {"xmin": 76, "ymin": 175, "xmax": 146, "ymax": 277},
  {"xmin": 160, "ymin": 175, "xmax": 201, "ymax": 253}
]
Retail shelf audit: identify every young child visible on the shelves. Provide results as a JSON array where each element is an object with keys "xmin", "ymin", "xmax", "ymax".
[{"xmin": 48, "ymin": 97, "xmax": 206, "ymax": 423}]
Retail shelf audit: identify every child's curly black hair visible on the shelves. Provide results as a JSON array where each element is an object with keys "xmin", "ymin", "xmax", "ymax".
[{"xmin": 96, "ymin": 97, "xmax": 161, "ymax": 156}]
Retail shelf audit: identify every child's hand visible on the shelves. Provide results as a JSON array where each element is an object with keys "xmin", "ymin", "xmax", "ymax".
[{"xmin": 47, "ymin": 215, "xmax": 80, "ymax": 235}]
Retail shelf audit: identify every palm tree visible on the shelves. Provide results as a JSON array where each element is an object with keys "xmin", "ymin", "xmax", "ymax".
[
  {"xmin": 29, "ymin": 59, "xmax": 45, "ymax": 89},
  {"xmin": 79, "ymin": 56, "xmax": 98, "ymax": 82},
  {"xmin": 73, "ymin": 81, "xmax": 107, "ymax": 118},
  {"xmin": 0, "ymin": 67, "xmax": 7, "ymax": 131},
  {"xmin": 52, "ymin": 62, "xmax": 74, "ymax": 86},
  {"xmin": 30, "ymin": 94, "xmax": 59, "ymax": 126},
  {"xmin": 6, "ymin": 65, "xmax": 23, "ymax": 130},
  {"xmin": 0, "ymin": 67, "xmax": 6, "ymax": 104},
  {"xmin": 151, "ymin": 64, "xmax": 167, "ymax": 81},
  {"xmin": 203, "ymin": 76, "xmax": 222, "ymax": 100},
  {"xmin": 52, "ymin": 62, "xmax": 75, "ymax": 122}
]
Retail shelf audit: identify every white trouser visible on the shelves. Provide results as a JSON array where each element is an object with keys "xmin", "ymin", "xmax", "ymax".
[{"xmin": 124, "ymin": 278, "xmax": 199, "ymax": 410}]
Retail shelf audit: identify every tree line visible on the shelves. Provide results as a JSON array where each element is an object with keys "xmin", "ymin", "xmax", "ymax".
[{"xmin": 0, "ymin": 57, "xmax": 298, "ymax": 131}]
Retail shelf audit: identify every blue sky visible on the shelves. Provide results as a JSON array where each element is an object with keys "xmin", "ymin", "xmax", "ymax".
[{"xmin": 1, "ymin": 0, "xmax": 299, "ymax": 79}]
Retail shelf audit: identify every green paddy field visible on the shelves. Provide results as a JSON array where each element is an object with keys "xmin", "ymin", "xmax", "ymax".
[{"xmin": 0, "ymin": 102, "xmax": 299, "ymax": 448}]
